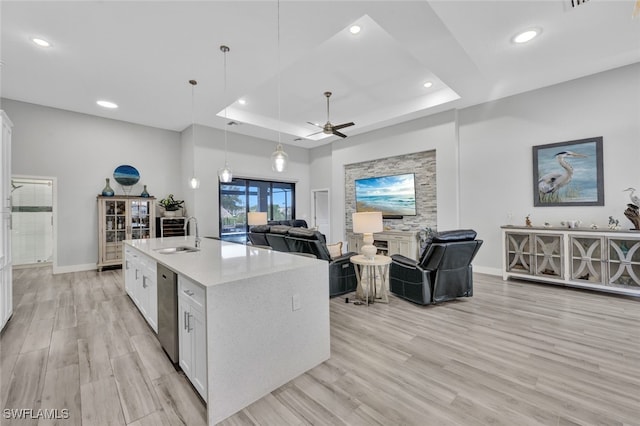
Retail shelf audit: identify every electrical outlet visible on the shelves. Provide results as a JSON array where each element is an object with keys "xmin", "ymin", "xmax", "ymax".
[{"xmin": 292, "ymin": 294, "xmax": 301, "ymax": 311}]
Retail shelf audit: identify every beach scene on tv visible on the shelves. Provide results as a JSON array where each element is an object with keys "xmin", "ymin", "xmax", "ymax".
[{"xmin": 355, "ymin": 173, "xmax": 417, "ymax": 216}]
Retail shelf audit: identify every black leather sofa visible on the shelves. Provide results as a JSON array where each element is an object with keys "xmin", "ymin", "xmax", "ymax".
[
  {"xmin": 248, "ymin": 225, "xmax": 358, "ymax": 297},
  {"xmin": 389, "ymin": 229, "xmax": 483, "ymax": 305}
]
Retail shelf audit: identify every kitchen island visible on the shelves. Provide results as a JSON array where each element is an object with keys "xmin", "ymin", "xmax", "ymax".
[{"xmin": 124, "ymin": 236, "xmax": 330, "ymax": 425}]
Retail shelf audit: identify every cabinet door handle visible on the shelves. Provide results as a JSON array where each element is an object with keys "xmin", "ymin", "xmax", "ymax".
[
  {"xmin": 135, "ymin": 269, "xmax": 139, "ymax": 280},
  {"xmin": 125, "ymin": 261, "xmax": 130, "ymax": 270},
  {"xmin": 183, "ymin": 289, "xmax": 194, "ymax": 297},
  {"xmin": 184, "ymin": 311, "xmax": 188, "ymax": 330},
  {"xmin": 188, "ymin": 313, "xmax": 193, "ymax": 332},
  {"xmin": 142, "ymin": 276, "xmax": 148, "ymax": 288}
]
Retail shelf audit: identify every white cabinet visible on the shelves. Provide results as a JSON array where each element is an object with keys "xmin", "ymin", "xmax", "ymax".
[
  {"xmin": 97, "ymin": 196, "xmax": 155, "ymax": 271},
  {"xmin": 178, "ymin": 275, "xmax": 207, "ymax": 401},
  {"xmin": 1, "ymin": 111, "xmax": 13, "ymax": 332},
  {"xmin": 124, "ymin": 246, "xmax": 158, "ymax": 333},
  {"xmin": 349, "ymin": 230, "xmax": 419, "ymax": 260},
  {"xmin": 502, "ymin": 226, "xmax": 640, "ymax": 296}
]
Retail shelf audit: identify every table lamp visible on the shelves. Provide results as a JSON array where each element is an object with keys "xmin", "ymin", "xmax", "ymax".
[
  {"xmin": 247, "ymin": 212, "xmax": 268, "ymax": 227},
  {"xmin": 352, "ymin": 211, "xmax": 383, "ymax": 260}
]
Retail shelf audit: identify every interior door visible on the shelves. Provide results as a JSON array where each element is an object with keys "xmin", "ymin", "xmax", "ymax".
[{"xmin": 312, "ymin": 189, "xmax": 330, "ymax": 240}]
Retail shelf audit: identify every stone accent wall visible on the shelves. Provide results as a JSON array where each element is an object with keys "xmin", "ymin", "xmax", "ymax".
[{"xmin": 345, "ymin": 150, "xmax": 437, "ymax": 233}]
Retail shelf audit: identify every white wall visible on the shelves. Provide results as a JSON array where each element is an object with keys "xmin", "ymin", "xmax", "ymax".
[
  {"xmin": 3, "ymin": 99, "xmax": 182, "ymax": 272},
  {"xmin": 181, "ymin": 124, "xmax": 311, "ymax": 238},
  {"xmin": 459, "ymin": 63, "xmax": 640, "ymax": 275},
  {"xmin": 328, "ymin": 110, "xmax": 459, "ymax": 245},
  {"xmin": 315, "ymin": 63, "xmax": 639, "ymax": 276}
]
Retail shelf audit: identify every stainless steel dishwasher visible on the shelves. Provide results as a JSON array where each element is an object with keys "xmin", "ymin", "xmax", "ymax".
[{"xmin": 157, "ymin": 263, "xmax": 179, "ymax": 364}]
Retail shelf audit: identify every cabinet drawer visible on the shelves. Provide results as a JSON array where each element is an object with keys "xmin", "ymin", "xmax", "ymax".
[{"xmin": 179, "ymin": 276, "xmax": 205, "ymax": 309}]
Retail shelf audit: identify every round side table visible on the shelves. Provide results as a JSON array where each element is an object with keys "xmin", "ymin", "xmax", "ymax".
[{"xmin": 350, "ymin": 254, "xmax": 392, "ymax": 305}]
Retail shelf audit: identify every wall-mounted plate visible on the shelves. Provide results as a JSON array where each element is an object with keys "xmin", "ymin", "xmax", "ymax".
[{"xmin": 113, "ymin": 165, "xmax": 140, "ymax": 186}]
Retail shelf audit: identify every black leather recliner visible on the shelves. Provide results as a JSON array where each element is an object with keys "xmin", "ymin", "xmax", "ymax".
[
  {"xmin": 248, "ymin": 225, "xmax": 358, "ymax": 297},
  {"xmin": 284, "ymin": 228, "xmax": 358, "ymax": 297},
  {"xmin": 390, "ymin": 229, "xmax": 482, "ymax": 305}
]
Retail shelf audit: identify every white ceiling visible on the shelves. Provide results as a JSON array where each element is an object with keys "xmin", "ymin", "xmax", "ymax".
[{"xmin": 1, "ymin": 1, "xmax": 639, "ymax": 148}]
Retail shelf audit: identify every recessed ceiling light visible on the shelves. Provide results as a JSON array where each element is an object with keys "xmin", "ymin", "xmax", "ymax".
[
  {"xmin": 96, "ymin": 100, "xmax": 118, "ymax": 109},
  {"xmin": 238, "ymin": 99, "xmax": 247, "ymax": 105},
  {"xmin": 349, "ymin": 25, "xmax": 361, "ymax": 35},
  {"xmin": 423, "ymin": 81, "xmax": 433, "ymax": 88},
  {"xmin": 512, "ymin": 28, "xmax": 541, "ymax": 44},
  {"xmin": 32, "ymin": 38, "xmax": 51, "ymax": 47}
]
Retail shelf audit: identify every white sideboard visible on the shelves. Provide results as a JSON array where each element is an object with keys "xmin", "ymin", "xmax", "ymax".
[
  {"xmin": 348, "ymin": 230, "xmax": 420, "ymax": 260},
  {"xmin": 502, "ymin": 226, "xmax": 640, "ymax": 296}
]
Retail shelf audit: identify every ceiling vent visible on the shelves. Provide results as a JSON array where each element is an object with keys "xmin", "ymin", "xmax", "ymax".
[{"xmin": 566, "ymin": 0, "xmax": 590, "ymax": 9}]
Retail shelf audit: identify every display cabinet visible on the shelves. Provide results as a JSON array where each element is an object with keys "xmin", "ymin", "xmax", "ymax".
[
  {"xmin": 97, "ymin": 195, "xmax": 155, "ymax": 271},
  {"xmin": 502, "ymin": 226, "xmax": 640, "ymax": 296}
]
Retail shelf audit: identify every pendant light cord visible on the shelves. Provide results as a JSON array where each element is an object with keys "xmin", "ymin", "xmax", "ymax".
[
  {"xmin": 189, "ymin": 79, "xmax": 198, "ymax": 185},
  {"xmin": 277, "ymin": 0, "xmax": 281, "ymax": 147},
  {"xmin": 223, "ymin": 46, "xmax": 229, "ymax": 164}
]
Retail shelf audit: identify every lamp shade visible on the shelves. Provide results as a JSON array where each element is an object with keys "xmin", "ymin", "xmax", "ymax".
[
  {"xmin": 352, "ymin": 212, "xmax": 383, "ymax": 234},
  {"xmin": 247, "ymin": 211, "xmax": 268, "ymax": 226}
]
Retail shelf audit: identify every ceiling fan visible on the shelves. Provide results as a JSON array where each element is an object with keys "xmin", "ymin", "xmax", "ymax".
[{"xmin": 307, "ymin": 91, "xmax": 354, "ymax": 139}]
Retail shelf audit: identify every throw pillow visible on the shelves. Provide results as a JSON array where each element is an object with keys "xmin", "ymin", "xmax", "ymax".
[{"xmin": 327, "ymin": 242, "xmax": 343, "ymax": 259}]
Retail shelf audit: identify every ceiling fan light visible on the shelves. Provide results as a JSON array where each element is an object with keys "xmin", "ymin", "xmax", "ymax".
[
  {"xmin": 349, "ymin": 25, "xmax": 361, "ymax": 34},
  {"xmin": 271, "ymin": 144, "xmax": 288, "ymax": 173}
]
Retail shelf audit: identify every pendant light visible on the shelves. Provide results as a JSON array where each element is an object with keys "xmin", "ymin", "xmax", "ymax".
[
  {"xmin": 218, "ymin": 45, "xmax": 233, "ymax": 183},
  {"xmin": 271, "ymin": 0, "xmax": 288, "ymax": 173},
  {"xmin": 188, "ymin": 79, "xmax": 200, "ymax": 189}
]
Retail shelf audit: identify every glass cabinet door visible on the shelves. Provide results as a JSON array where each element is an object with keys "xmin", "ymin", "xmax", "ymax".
[
  {"xmin": 534, "ymin": 234, "xmax": 563, "ymax": 278},
  {"xmin": 104, "ymin": 199, "xmax": 127, "ymax": 261},
  {"xmin": 570, "ymin": 235, "xmax": 605, "ymax": 285},
  {"xmin": 130, "ymin": 199, "xmax": 151, "ymax": 240},
  {"xmin": 505, "ymin": 232, "xmax": 532, "ymax": 274},
  {"xmin": 608, "ymin": 238, "xmax": 640, "ymax": 288}
]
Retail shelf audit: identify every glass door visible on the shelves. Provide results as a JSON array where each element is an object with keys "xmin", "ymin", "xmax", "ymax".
[
  {"xmin": 130, "ymin": 199, "xmax": 151, "ymax": 239},
  {"xmin": 104, "ymin": 199, "xmax": 127, "ymax": 261},
  {"xmin": 220, "ymin": 179, "xmax": 248, "ymax": 243}
]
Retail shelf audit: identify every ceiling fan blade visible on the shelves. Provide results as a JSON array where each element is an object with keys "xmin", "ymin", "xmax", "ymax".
[
  {"xmin": 332, "ymin": 129, "xmax": 348, "ymax": 138},
  {"xmin": 332, "ymin": 122, "xmax": 354, "ymax": 131},
  {"xmin": 306, "ymin": 130, "xmax": 324, "ymax": 137},
  {"xmin": 306, "ymin": 121, "xmax": 323, "ymax": 129}
]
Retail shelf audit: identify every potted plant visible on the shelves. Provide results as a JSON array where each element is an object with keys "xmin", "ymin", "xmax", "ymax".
[{"xmin": 159, "ymin": 194, "xmax": 184, "ymax": 217}]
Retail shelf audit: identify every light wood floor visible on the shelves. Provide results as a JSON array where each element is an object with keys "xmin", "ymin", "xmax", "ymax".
[{"xmin": 1, "ymin": 267, "xmax": 639, "ymax": 425}]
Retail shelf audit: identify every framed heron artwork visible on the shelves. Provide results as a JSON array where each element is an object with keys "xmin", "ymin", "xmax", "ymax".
[{"xmin": 533, "ymin": 136, "xmax": 604, "ymax": 207}]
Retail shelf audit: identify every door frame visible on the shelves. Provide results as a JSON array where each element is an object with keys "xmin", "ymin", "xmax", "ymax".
[
  {"xmin": 11, "ymin": 175, "xmax": 57, "ymax": 268},
  {"xmin": 311, "ymin": 188, "xmax": 330, "ymax": 242}
]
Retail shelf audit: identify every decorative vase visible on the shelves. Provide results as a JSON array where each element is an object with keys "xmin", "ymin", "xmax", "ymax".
[
  {"xmin": 101, "ymin": 178, "xmax": 115, "ymax": 196},
  {"xmin": 164, "ymin": 210, "xmax": 177, "ymax": 217},
  {"xmin": 141, "ymin": 185, "xmax": 150, "ymax": 198}
]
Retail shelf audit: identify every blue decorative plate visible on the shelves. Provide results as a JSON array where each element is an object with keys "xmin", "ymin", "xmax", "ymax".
[{"xmin": 113, "ymin": 165, "xmax": 140, "ymax": 186}]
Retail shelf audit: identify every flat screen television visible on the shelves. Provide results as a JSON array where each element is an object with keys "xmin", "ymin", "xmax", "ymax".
[{"xmin": 355, "ymin": 173, "xmax": 417, "ymax": 217}]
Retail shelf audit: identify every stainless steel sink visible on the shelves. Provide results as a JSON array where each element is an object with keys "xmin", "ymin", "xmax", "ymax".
[{"xmin": 154, "ymin": 246, "xmax": 200, "ymax": 254}]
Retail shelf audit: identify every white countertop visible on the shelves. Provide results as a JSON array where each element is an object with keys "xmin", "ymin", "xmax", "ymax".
[{"xmin": 125, "ymin": 236, "xmax": 325, "ymax": 288}]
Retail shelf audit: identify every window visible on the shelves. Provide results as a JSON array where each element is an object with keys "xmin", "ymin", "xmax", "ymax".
[{"xmin": 219, "ymin": 178, "xmax": 295, "ymax": 243}]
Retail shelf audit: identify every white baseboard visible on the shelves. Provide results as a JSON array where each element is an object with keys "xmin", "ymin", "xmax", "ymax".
[
  {"xmin": 53, "ymin": 263, "xmax": 98, "ymax": 275},
  {"xmin": 474, "ymin": 265, "xmax": 502, "ymax": 277}
]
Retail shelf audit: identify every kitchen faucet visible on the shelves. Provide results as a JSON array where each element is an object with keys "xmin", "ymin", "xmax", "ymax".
[{"xmin": 184, "ymin": 216, "xmax": 201, "ymax": 248}]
